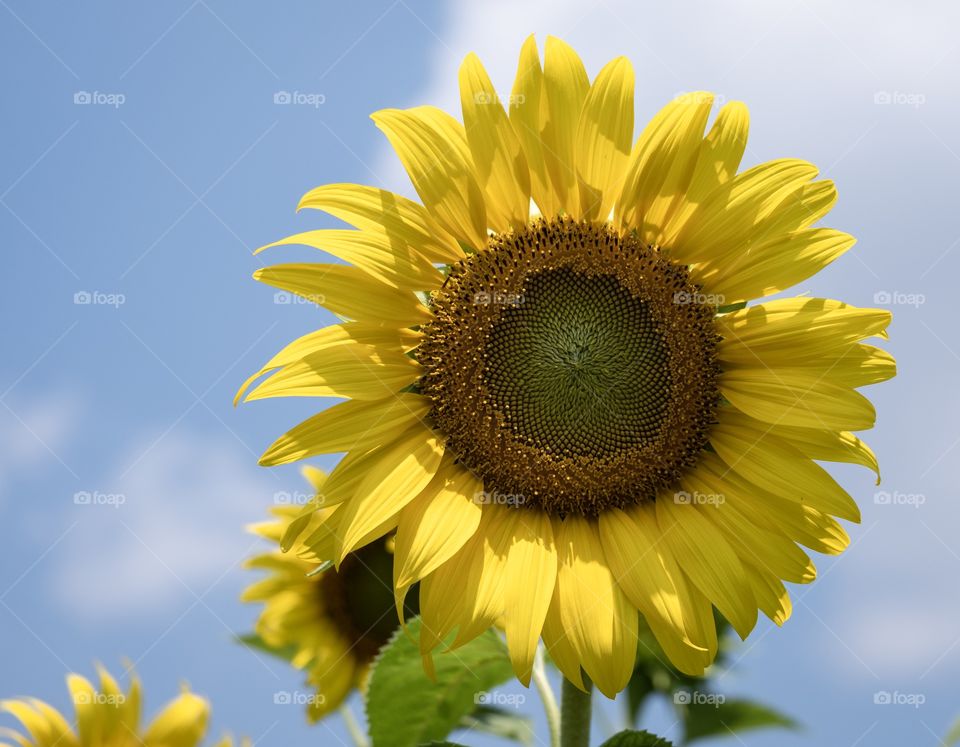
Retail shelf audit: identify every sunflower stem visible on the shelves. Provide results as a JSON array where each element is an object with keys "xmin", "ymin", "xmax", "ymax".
[
  {"xmin": 339, "ymin": 704, "xmax": 369, "ymax": 747},
  {"xmin": 532, "ymin": 645, "xmax": 561, "ymax": 747},
  {"xmin": 560, "ymin": 674, "xmax": 592, "ymax": 747}
]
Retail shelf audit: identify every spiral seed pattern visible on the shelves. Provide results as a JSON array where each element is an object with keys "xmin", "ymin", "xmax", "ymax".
[{"xmin": 418, "ymin": 217, "xmax": 720, "ymax": 515}]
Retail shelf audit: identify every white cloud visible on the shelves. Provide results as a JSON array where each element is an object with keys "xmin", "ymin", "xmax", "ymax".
[
  {"xmin": 0, "ymin": 391, "xmax": 82, "ymax": 500},
  {"xmin": 51, "ymin": 430, "xmax": 280, "ymax": 622},
  {"xmin": 373, "ymin": 0, "xmax": 960, "ymax": 193}
]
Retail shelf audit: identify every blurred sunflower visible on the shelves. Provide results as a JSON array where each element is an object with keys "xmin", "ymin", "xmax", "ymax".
[
  {"xmin": 239, "ymin": 36, "xmax": 895, "ymax": 697},
  {"xmin": 0, "ymin": 665, "xmax": 241, "ymax": 747},
  {"xmin": 242, "ymin": 467, "xmax": 414, "ymax": 721}
]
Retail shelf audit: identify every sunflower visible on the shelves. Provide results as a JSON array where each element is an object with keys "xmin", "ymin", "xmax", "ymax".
[
  {"xmin": 242, "ymin": 467, "xmax": 414, "ymax": 721},
  {"xmin": 0, "ymin": 665, "xmax": 241, "ymax": 747},
  {"xmin": 239, "ymin": 35, "xmax": 895, "ymax": 697}
]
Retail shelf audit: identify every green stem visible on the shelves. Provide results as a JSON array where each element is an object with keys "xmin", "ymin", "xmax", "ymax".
[
  {"xmin": 339, "ymin": 704, "xmax": 369, "ymax": 747},
  {"xmin": 560, "ymin": 675, "xmax": 593, "ymax": 747},
  {"xmin": 532, "ymin": 645, "xmax": 561, "ymax": 747}
]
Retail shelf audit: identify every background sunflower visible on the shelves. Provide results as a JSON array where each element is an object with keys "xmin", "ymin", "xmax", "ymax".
[{"xmin": 0, "ymin": 665, "xmax": 242, "ymax": 747}]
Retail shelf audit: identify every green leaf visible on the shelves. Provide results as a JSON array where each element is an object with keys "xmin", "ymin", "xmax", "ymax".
[
  {"xmin": 716, "ymin": 301, "xmax": 747, "ymax": 314},
  {"xmin": 235, "ymin": 633, "xmax": 299, "ymax": 664},
  {"xmin": 460, "ymin": 705, "xmax": 532, "ymax": 745},
  {"xmin": 600, "ymin": 729, "xmax": 674, "ymax": 746},
  {"xmin": 418, "ymin": 743, "xmax": 470, "ymax": 747},
  {"xmin": 684, "ymin": 698, "xmax": 798, "ymax": 743},
  {"xmin": 365, "ymin": 617, "xmax": 515, "ymax": 747}
]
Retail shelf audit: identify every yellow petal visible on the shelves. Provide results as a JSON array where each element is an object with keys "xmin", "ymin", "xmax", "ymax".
[
  {"xmin": 253, "ymin": 263, "xmax": 430, "ymax": 327},
  {"xmin": 256, "ymin": 229, "xmax": 442, "ymax": 291},
  {"xmin": 540, "ymin": 36, "xmax": 589, "ymax": 215},
  {"xmin": 716, "ymin": 297, "xmax": 892, "ymax": 362},
  {"xmin": 771, "ymin": 423, "xmax": 881, "ymax": 482},
  {"xmin": 237, "ymin": 322, "xmax": 421, "ymax": 405},
  {"xmin": 541, "ymin": 585, "xmax": 584, "ymax": 689},
  {"xmin": 509, "ymin": 36, "xmax": 556, "ymax": 217},
  {"xmin": 1, "ymin": 699, "xmax": 76, "ymax": 747},
  {"xmin": 644, "ymin": 580, "xmax": 718, "ymax": 676},
  {"xmin": 554, "ymin": 516, "xmax": 637, "ymax": 697},
  {"xmin": 695, "ymin": 452, "xmax": 851, "ymax": 556},
  {"xmin": 747, "ymin": 178, "xmax": 838, "ymax": 244},
  {"xmin": 575, "ymin": 56, "xmax": 633, "ymax": 222},
  {"xmin": 451, "ymin": 505, "xmax": 511, "ymax": 646},
  {"xmin": 297, "ymin": 182, "xmax": 462, "ymax": 263},
  {"xmin": 710, "ymin": 410, "xmax": 861, "ymax": 522},
  {"xmin": 719, "ymin": 368, "xmax": 876, "ymax": 431},
  {"xmin": 663, "ymin": 100, "xmax": 750, "ymax": 238},
  {"xmin": 670, "ymin": 159, "xmax": 819, "ymax": 265},
  {"xmin": 696, "ymin": 228, "xmax": 856, "ymax": 303},
  {"xmin": 393, "ymin": 458, "xmax": 483, "ymax": 612},
  {"xmin": 335, "ymin": 427, "xmax": 445, "ymax": 561},
  {"xmin": 306, "ymin": 653, "xmax": 357, "ymax": 721},
  {"xmin": 65, "ymin": 674, "xmax": 98, "ymax": 747},
  {"xmin": 500, "ymin": 509, "xmax": 557, "ymax": 685},
  {"xmin": 680, "ymin": 471, "xmax": 815, "ymax": 584},
  {"xmin": 459, "ymin": 53, "xmax": 530, "ymax": 230},
  {"xmin": 259, "ymin": 393, "xmax": 431, "ymax": 465},
  {"xmin": 599, "ymin": 505, "xmax": 704, "ymax": 653},
  {"xmin": 418, "ymin": 537, "xmax": 475, "ymax": 655},
  {"xmin": 744, "ymin": 564, "xmax": 793, "ymax": 626},
  {"xmin": 656, "ymin": 497, "xmax": 757, "ymax": 639},
  {"xmin": 244, "ymin": 342, "xmax": 420, "ymax": 402},
  {"xmin": 417, "ymin": 508, "xmax": 504, "ymax": 655},
  {"xmin": 617, "ymin": 92, "xmax": 713, "ymax": 242},
  {"xmin": 142, "ymin": 691, "xmax": 209, "ymax": 747},
  {"xmin": 372, "ymin": 107, "xmax": 488, "ymax": 249}
]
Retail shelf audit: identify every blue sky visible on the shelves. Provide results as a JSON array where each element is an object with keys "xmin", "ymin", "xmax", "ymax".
[{"xmin": 1, "ymin": 1, "xmax": 959, "ymax": 745}]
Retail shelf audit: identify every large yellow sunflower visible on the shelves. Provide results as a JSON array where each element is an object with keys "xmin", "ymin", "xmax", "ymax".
[
  {"xmin": 0, "ymin": 665, "xmax": 241, "ymax": 747},
  {"xmin": 240, "ymin": 35, "xmax": 895, "ymax": 697},
  {"xmin": 242, "ymin": 467, "xmax": 414, "ymax": 721}
]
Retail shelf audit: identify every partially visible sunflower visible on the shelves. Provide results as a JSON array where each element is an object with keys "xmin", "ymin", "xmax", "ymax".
[
  {"xmin": 0, "ymin": 665, "xmax": 241, "ymax": 747},
  {"xmin": 240, "ymin": 35, "xmax": 895, "ymax": 697},
  {"xmin": 242, "ymin": 467, "xmax": 414, "ymax": 721}
]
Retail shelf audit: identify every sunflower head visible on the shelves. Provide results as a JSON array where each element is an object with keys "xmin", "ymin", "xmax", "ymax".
[
  {"xmin": 242, "ymin": 35, "xmax": 895, "ymax": 697},
  {"xmin": 242, "ymin": 467, "xmax": 414, "ymax": 721},
  {"xmin": 0, "ymin": 664, "xmax": 242, "ymax": 747}
]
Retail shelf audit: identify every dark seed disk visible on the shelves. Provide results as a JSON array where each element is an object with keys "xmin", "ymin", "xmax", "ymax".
[{"xmin": 417, "ymin": 217, "xmax": 720, "ymax": 516}]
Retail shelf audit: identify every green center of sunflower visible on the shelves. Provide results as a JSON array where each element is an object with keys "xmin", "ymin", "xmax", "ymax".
[
  {"xmin": 320, "ymin": 541, "xmax": 417, "ymax": 662},
  {"xmin": 485, "ymin": 268, "xmax": 670, "ymax": 457},
  {"xmin": 418, "ymin": 217, "xmax": 720, "ymax": 516}
]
